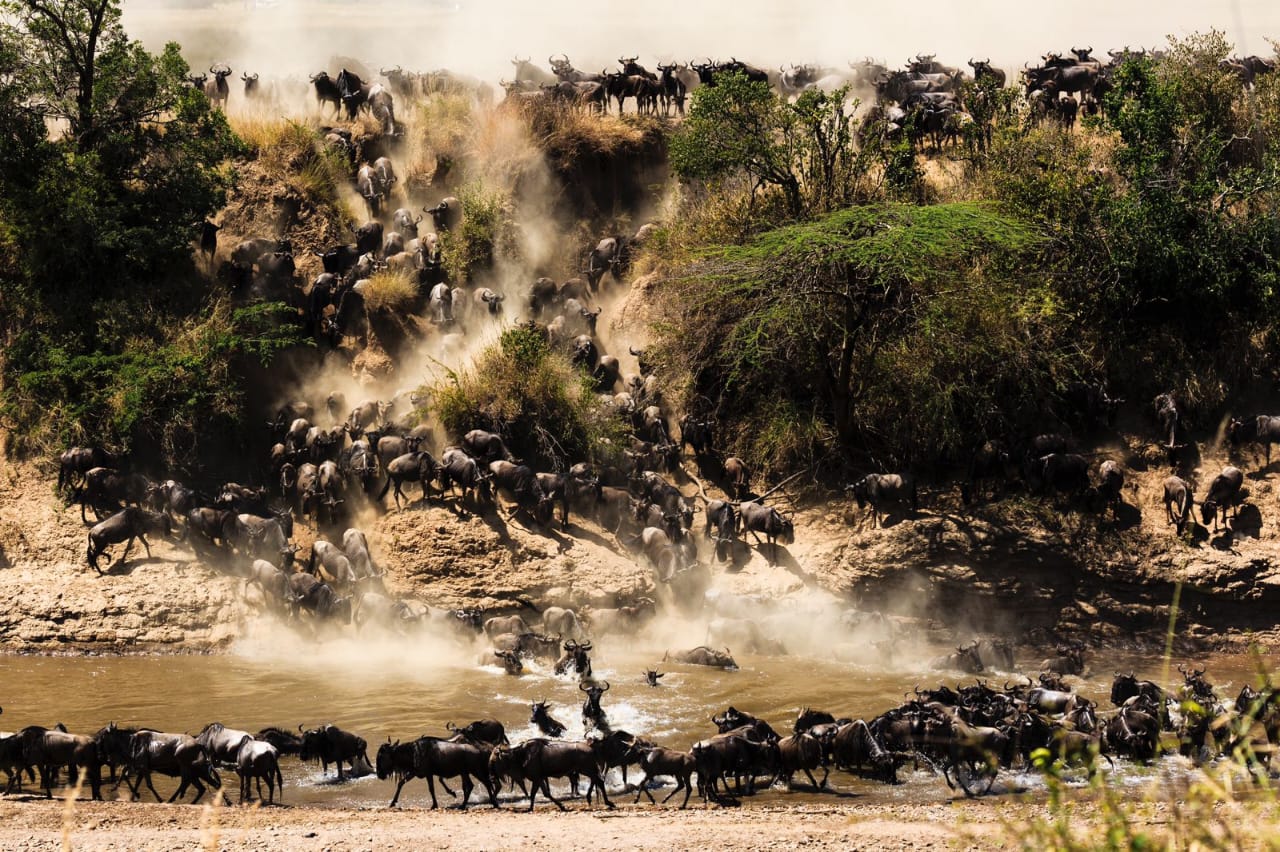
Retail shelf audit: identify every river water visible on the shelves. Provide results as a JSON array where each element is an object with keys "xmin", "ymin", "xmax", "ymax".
[{"xmin": 1, "ymin": 627, "xmax": 1273, "ymax": 809}]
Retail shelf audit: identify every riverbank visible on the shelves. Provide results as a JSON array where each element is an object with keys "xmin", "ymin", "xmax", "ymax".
[
  {"xmin": 5, "ymin": 437, "xmax": 1280, "ymax": 656},
  {"xmin": 0, "ymin": 797, "xmax": 1040, "ymax": 851}
]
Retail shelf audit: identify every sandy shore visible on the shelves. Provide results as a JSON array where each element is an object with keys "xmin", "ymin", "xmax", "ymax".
[{"xmin": 0, "ymin": 797, "xmax": 1032, "ymax": 851}]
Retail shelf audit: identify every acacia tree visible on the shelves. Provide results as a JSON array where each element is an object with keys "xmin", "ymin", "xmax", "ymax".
[
  {"xmin": 2, "ymin": 0, "xmax": 120, "ymax": 151},
  {"xmin": 670, "ymin": 73, "xmax": 874, "ymax": 218}
]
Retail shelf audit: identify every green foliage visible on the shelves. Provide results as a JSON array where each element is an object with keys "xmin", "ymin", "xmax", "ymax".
[
  {"xmin": 3, "ymin": 301, "xmax": 303, "ymax": 464},
  {"xmin": 653, "ymin": 202, "xmax": 1054, "ymax": 475},
  {"xmin": 671, "ymin": 73, "xmax": 876, "ymax": 218},
  {"xmin": 433, "ymin": 324, "xmax": 624, "ymax": 469},
  {"xmin": 0, "ymin": 2, "xmax": 282, "ymax": 472},
  {"xmin": 440, "ymin": 182, "xmax": 518, "ymax": 283}
]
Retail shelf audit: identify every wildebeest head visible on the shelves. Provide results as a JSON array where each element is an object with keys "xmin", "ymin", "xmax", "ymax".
[
  {"xmin": 494, "ymin": 649, "xmax": 523, "ymax": 675},
  {"xmin": 530, "ymin": 700, "xmax": 566, "ymax": 736},
  {"xmin": 644, "ymin": 670, "xmax": 665, "ymax": 687},
  {"xmin": 375, "ymin": 738, "xmax": 401, "ymax": 780}
]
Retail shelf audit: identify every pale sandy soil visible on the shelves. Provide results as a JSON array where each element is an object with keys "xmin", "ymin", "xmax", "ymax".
[{"xmin": 0, "ymin": 797, "xmax": 1038, "ymax": 851}]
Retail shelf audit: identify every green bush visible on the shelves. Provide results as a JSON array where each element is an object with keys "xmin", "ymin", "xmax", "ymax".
[
  {"xmin": 433, "ymin": 324, "xmax": 624, "ymax": 469},
  {"xmin": 440, "ymin": 182, "xmax": 519, "ymax": 284},
  {"xmin": 2, "ymin": 301, "xmax": 302, "ymax": 468}
]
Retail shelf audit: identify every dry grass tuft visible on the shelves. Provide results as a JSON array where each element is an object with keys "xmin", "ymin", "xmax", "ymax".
[{"xmin": 361, "ymin": 269, "xmax": 417, "ymax": 312}]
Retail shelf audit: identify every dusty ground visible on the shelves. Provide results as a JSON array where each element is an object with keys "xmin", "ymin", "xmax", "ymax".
[
  {"xmin": 5, "ymin": 415, "xmax": 1280, "ymax": 653},
  {"xmin": 0, "ymin": 797, "xmax": 1045, "ymax": 851}
]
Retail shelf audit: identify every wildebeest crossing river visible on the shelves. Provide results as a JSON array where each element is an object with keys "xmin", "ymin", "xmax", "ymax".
[{"xmin": 0, "ymin": 639, "xmax": 1269, "ymax": 809}]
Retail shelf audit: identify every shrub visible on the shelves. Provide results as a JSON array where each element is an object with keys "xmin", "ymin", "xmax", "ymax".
[
  {"xmin": 361, "ymin": 269, "xmax": 418, "ymax": 313},
  {"xmin": 433, "ymin": 324, "xmax": 623, "ymax": 469}
]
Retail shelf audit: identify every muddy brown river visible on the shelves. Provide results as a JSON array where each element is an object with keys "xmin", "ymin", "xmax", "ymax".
[{"xmin": 2, "ymin": 629, "xmax": 1274, "ymax": 809}]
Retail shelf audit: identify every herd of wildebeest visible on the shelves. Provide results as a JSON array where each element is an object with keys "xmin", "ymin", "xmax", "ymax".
[
  {"xmin": 185, "ymin": 42, "xmax": 1275, "ymax": 165},
  {"xmin": 5, "ymin": 659, "xmax": 1280, "ymax": 808},
  {"xmin": 14, "ymin": 39, "xmax": 1280, "ymax": 811}
]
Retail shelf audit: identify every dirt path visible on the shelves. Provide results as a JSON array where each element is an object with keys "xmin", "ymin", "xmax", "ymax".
[{"xmin": 0, "ymin": 797, "xmax": 1033, "ymax": 851}]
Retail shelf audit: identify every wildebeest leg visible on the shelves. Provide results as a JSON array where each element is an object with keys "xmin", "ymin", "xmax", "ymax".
[
  {"xmin": 138, "ymin": 533, "xmax": 151, "ymax": 559},
  {"xmin": 240, "ymin": 773, "xmax": 249, "ymax": 804},
  {"xmin": 458, "ymin": 773, "xmax": 474, "ymax": 809},
  {"xmin": 426, "ymin": 774, "xmax": 439, "ymax": 809},
  {"xmin": 388, "ymin": 775, "xmax": 409, "ymax": 807},
  {"xmin": 592, "ymin": 771, "xmax": 615, "ymax": 808},
  {"xmin": 143, "ymin": 771, "xmax": 164, "ymax": 802},
  {"xmin": 679, "ymin": 775, "xmax": 692, "ymax": 808},
  {"xmin": 636, "ymin": 771, "xmax": 657, "ymax": 804},
  {"xmin": 803, "ymin": 767, "xmax": 820, "ymax": 789},
  {"xmin": 168, "ymin": 776, "xmax": 191, "ymax": 803}
]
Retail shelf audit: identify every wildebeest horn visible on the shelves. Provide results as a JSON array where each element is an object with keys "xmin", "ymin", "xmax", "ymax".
[
  {"xmin": 297, "ymin": 723, "xmax": 304, "ymax": 732},
  {"xmin": 580, "ymin": 641, "xmax": 592, "ymax": 651},
  {"xmin": 580, "ymin": 682, "xmax": 590, "ymax": 692},
  {"xmin": 601, "ymin": 680, "xmax": 610, "ymax": 692},
  {"xmin": 446, "ymin": 721, "xmax": 457, "ymax": 731}
]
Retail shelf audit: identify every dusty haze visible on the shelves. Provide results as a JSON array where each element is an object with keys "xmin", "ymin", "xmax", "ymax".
[{"xmin": 124, "ymin": 0, "xmax": 1280, "ymax": 82}]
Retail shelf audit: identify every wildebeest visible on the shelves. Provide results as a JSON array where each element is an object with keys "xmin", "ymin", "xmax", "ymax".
[
  {"xmin": 1096, "ymin": 460, "xmax": 1124, "ymax": 516},
  {"xmin": 580, "ymin": 680, "xmax": 610, "ymax": 733},
  {"xmin": 703, "ymin": 499, "xmax": 738, "ymax": 562},
  {"xmin": 235, "ymin": 739, "xmax": 283, "ymax": 804},
  {"xmin": 555, "ymin": 640, "xmax": 594, "ymax": 678},
  {"xmin": 310, "ymin": 71, "xmax": 343, "ymax": 114},
  {"xmin": 542, "ymin": 606, "xmax": 585, "ymax": 640},
  {"xmin": 631, "ymin": 745, "xmax": 695, "ymax": 807},
  {"xmin": 663, "ymin": 646, "xmax": 738, "ymax": 668},
  {"xmin": 502, "ymin": 738, "xmax": 615, "ymax": 811},
  {"xmin": 586, "ymin": 598, "xmax": 657, "ymax": 636},
  {"xmin": 737, "ymin": 501, "xmax": 794, "ymax": 562},
  {"xmin": 203, "ymin": 64, "xmax": 232, "ymax": 109},
  {"xmin": 961, "ymin": 440, "xmax": 1010, "ymax": 505},
  {"xmin": 483, "ymin": 648, "xmax": 525, "ymax": 674},
  {"xmin": 1040, "ymin": 643, "xmax": 1087, "ymax": 676},
  {"xmin": 1162, "ymin": 475, "xmax": 1193, "ymax": 530},
  {"xmin": 1228, "ymin": 415, "xmax": 1280, "ymax": 468},
  {"xmin": 17, "ymin": 725, "xmax": 103, "ymax": 799},
  {"xmin": 462, "ymin": 429, "xmax": 513, "ymax": 462},
  {"xmin": 531, "ymin": 700, "xmax": 567, "ymax": 737},
  {"xmin": 57, "ymin": 446, "xmax": 122, "ymax": 496},
  {"xmin": 288, "ymin": 573, "xmax": 353, "ymax": 625},
  {"xmin": 424, "ymin": 197, "xmax": 462, "ymax": 232},
  {"xmin": 846, "ymin": 474, "xmax": 917, "ymax": 527},
  {"xmin": 120, "ymin": 730, "xmax": 223, "ymax": 804},
  {"xmin": 775, "ymin": 732, "xmax": 828, "ymax": 789},
  {"xmin": 86, "ymin": 507, "xmax": 176, "ymax": 574},
  {"xmin": 1200, "ymin": 466, "xmax": 1245, "ymax": 532},
  {"xmin": 299, "ymin": 724, "xmax": 370, "ymax": 781},
  {"xmin": 77, "ymin": 467, "xmax": 152, "ymax": 522},
  {"xmin": 376, "ymin": 736, "xmax": 497, "ymax": 809},
  {"xmin": 198, "ymin": 220, "xmax": 220, "ymax": 266},
  {"xmin": 484, "ymin": 614, "xmax": 531, "ymax": 639},
  {"xmin": 1026, "ymin": 453, "xmax": 1091, "ymax": 500},
  {"xmin": 1153, "ymin": 392, "xmax": 1182, "ymax": 448},
  {"xmin": 489, "ymin": 461, "xmax": 555, "ymax": 526},
  {"xmin": 378, "ymin": 451, "xmax": 440, "ymax": 510}
]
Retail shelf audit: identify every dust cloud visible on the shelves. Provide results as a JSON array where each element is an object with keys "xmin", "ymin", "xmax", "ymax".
[{"xmin": 126, "ymin": 0, "xmax": 1280, "ymax": 84}]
